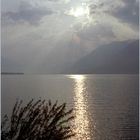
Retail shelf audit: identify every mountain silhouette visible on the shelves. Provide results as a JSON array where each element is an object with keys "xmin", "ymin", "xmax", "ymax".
[{"xmin": 63, "ymin": 40, "xmax": 139, "ymax": 74}]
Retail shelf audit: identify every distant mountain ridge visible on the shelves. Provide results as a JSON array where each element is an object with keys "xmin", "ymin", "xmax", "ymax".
[
  {"xmin": 63, "ymin": 40, "xmax": 139, "ymax": 74},
  {"xmin": 2, "ymin": 40, "xmax": 139, "ymax": 74}
]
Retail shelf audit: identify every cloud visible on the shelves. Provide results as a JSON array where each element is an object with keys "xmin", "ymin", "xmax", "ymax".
[
  {"xmin": 89, "ymin": 2, "xmax": 105, "ymax": 15},
  {"xmin": 88, "ymin": 0, "xmax": 139, "ymax": 29},
  {"xmin": 107, "ymin": 0, "xmax": 139, "ymax": 28},
  {"xmin": 47, "ymin": 0, "xmax": 70, "ymax": 4},
  {"xmin": 2, "ymin": 1, "xmax": 53, "ymax": 25},
  {"xmin": 87, "ymin": 0, "xmax": 139, "ymax": 41}
]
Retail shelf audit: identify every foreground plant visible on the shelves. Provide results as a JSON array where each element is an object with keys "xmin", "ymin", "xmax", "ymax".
[{"xmin": 1, "ymin": 99, "xmax": 75, "ymax": 140}]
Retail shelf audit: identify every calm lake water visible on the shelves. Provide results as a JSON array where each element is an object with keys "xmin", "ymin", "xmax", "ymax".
[{"xmin": 2, "ymin": 74, "xmax": 139, "ymax": 140}]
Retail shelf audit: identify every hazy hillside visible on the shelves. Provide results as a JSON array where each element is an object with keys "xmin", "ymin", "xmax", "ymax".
[
  {"xmin": 63, "ymin": 40, "xmax": 139, "ymax": 74},
  {"xmin": 2, "ymin": 40, "xmax": 139, "ymax": 74}
]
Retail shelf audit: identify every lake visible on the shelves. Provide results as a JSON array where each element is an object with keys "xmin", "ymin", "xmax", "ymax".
[{"xmin": 1, "ymin": 74, "xmax": 139, "ymax": 139}]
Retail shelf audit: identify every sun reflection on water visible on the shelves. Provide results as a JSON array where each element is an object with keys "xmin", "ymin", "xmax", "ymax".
[{"xmin": 68, "ymin": 75, "xmax": 91, "ymax": 140}]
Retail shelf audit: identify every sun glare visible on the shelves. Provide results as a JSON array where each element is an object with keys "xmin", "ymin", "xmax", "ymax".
[
  {"xmin": 67, "ymin": 75, "xmax": 86, "ymax": 80},
  {"xmin": 71, "ymin": 75, "xmax": 92, "ymax": 139},
  {"xmin": 68, "ymin": 6, "xmax": 89, "ymax": 17}
]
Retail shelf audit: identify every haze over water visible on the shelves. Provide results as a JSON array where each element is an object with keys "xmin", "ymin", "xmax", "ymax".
[{"xmin": 2, "ymin": 74, "xmax": 139, "ymax": 139}]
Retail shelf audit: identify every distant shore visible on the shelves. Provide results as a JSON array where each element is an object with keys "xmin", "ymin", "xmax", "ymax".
[{"xmin": 1, "ymin": 72, "xmax": 24, "ymax": 75}]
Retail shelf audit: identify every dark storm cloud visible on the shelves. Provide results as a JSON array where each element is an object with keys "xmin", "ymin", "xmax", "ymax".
[
  {"xmin": 109, "ymin": 0, "xmax": 139, "ymax": 27},
  {"xmin": 2, "ymin": 1, "xmax": 53, "ymax": 25}
]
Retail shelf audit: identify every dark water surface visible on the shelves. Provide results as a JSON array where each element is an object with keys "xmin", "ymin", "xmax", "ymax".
[{"xmin": 2, "ymin": 74, "xmax": 139, "ymax": 140}]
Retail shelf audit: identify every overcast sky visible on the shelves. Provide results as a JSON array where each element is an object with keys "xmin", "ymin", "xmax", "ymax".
[{"xmin": 2, "ymin": 0, "xmax": 139, "ymax": 73}]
